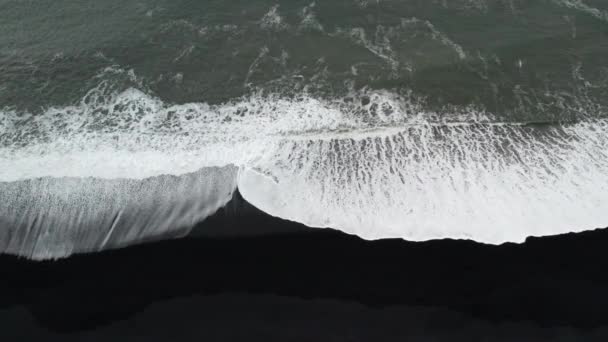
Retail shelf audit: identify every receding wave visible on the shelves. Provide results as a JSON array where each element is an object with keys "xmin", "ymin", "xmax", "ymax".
[
  {"xmin": 0, "ymin": 167, "xmax": 237, "ymax": 259},
  {"xmin": 1, "ymin": 82, "xmax": 608, "ymax": 258}
]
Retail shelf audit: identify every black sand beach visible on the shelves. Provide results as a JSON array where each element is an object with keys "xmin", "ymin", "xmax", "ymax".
[{"xmin": 2, "ymin": 192, "xmax": 608, "ymax": 340}]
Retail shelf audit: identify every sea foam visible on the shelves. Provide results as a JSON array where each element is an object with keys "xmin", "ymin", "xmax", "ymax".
[{"xmin": 1, "ymin": 83, "xmax": 608, "ymax": 258}]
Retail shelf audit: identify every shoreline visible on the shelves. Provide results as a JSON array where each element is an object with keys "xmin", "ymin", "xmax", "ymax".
[{"xmin": 2, "ymin": 193, "xmax": 608, "ymax": 338}]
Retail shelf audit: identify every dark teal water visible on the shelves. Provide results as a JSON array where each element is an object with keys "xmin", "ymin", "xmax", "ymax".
[{"xmin": 2, "ymin": 0, "xmax": 607, "ymax": 116}]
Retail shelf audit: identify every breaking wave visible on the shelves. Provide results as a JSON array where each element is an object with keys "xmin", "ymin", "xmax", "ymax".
[{"xmin": 2, "ymin": 79, "xmax": 608, "ymax": 258}]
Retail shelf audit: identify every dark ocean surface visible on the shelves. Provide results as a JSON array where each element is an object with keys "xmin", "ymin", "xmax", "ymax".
[{"xmin": 2, "ymin": 0, "xmax": 608, "ymax": 257}]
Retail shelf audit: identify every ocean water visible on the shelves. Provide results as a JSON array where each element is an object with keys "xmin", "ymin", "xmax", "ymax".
[{"xmin": 1, "ymin": 0, "xmax": 608, "ymax": 258}]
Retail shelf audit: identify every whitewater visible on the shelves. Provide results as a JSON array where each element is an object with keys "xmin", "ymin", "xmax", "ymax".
[{"xmin": 2, "ymin": 74, "xmax": 607, "ymax": 259}]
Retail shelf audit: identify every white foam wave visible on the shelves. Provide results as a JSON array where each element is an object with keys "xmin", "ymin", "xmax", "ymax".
[
  {"xmin": 260, "ymin": 5, "xmax": 288, "ymax": 30},
  {"xmin": 239, "ymin": 120, "xmax": 608, "ymax": 243},
  {"xmin": 2, "ymin": 84, "xmax": 608, "ymax": 257},
  {"xmin": 0, "ymin": 87, "xmax": 425, "ymax": 181}
]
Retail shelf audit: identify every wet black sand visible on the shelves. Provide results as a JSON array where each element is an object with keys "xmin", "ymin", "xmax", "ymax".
[{"xmin": 2, "ymin": 192, "xmax": 608, "ymax": 341}]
